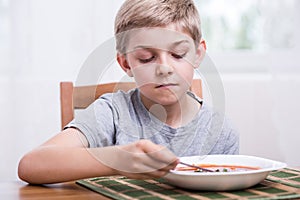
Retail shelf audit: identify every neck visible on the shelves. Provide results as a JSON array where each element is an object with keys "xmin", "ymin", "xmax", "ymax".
[{"xmin": 140, "ymin": 93, "xmax": 200, "ymax": 128}]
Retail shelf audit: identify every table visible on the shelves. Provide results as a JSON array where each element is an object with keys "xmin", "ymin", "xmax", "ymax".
[
  {"xmin": 2, "ymin": 167, "xmax": 300, "ymax": 200},
  {"xmin": 0, "ymin": 181, "xmax": 110, "ymax": 200}
]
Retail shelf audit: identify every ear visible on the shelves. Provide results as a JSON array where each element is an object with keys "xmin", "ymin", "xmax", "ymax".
[
  {"xmin": 117, "ymin": 53, "xmax": 133, "ymax": 77},
  {"xmin": 194, "ymin": 40, "xmax": 207, "ymax": 68}
]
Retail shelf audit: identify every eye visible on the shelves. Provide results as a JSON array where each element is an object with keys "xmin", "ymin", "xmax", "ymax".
[
  {"xmin": 138, "ymin": 56, "xmax": 155, "ymax": 63},
  {"xmin": 171, "ymin": 53, "xmax": 186, "ymax": 59}
]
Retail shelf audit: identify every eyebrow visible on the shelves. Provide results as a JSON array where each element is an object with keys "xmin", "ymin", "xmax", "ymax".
[
  {"xmin": 171, "ymin": 40, "xmax": 190, "ymax": 48},
  {"xmin": 133, "ymin": 40, "xmax": 190, "ymax": 50}
]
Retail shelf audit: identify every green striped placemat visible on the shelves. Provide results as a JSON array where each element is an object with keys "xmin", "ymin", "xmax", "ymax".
[
  {"xmin": 76, "ymin": 168, "xmax": 300, "ymax": 200},
  {"xmin": 266, "ymin": 168, "xmax": 300, "ymax": 188}
]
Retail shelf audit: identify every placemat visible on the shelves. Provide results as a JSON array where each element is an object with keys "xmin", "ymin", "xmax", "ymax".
[{"xmin": 76, "ymin": 168, "xmax": 300, "ymax": 200}]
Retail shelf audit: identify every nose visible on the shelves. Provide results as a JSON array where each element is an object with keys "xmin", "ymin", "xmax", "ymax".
[{"xmin": 155, "ymin": 55, "xmax": 174, "ymax": 76}]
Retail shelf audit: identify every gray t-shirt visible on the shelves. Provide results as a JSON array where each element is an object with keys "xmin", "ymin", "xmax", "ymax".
[{"xmin": 67, "ymin": 89, "xmax": 239, "ymax": 156}]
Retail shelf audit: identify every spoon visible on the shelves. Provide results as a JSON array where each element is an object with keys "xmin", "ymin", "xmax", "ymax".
[{"xmin": 179, "ymin": 161, "xmax": 214, "ymax": 172}]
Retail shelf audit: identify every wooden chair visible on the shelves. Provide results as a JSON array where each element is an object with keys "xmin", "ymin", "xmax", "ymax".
[{"xmin": 60, "ymin": 80, "xmax": 202, "ymax": 130}]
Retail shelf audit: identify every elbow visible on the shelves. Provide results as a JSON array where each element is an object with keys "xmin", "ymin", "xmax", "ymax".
[{"xmin": 18, "ymin": 153, "xmax": 38, "ymax": 184}]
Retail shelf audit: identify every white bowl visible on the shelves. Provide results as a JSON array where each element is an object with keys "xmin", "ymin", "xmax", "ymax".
[{"xmin": 164, "ymin": 155, "xmax": 286, "ymax": 191}]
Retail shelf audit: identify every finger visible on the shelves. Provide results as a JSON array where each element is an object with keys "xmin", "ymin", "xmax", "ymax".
[
  {"xmin": 133, "ymin": 140, "xmax": 178, "ymax": 171},
  {"xmin": 89, "ymin": 145, "xmax": 173, "ymax": 174},
  {"xmin": 158, "ymin": 159, "xmax": 179, "ymax": 172},
  {"xmin": 117, "ymin": 158, "xmax": 178, "ymax": 179},
  {"xmin": 144, "ymin": 161, "xmax": 179, "ymax": 178},
  {"xmin": 136, "ymin": 140, "xmax": 177, "ymax": 164},
  {"xmin": 127, "ymin": 152, "xmax": 173, "ymax": 173}
]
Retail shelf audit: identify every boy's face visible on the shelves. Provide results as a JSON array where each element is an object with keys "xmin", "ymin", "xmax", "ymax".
[{"xmin": 117, "ymin": 24, "xmax": 205, "ymax": 106}]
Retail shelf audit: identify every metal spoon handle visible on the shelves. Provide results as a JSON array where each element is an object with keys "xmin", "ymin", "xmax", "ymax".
[{"xmin": 179, "ymin": 161, "xmax": 214, "ymax": 172}]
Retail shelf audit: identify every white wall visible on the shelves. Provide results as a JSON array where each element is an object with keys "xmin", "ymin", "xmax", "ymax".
[
  {"xmin": 0, "ymin": 0, "xmax": 300, "ymax": 181},
  {"xmin": 223, "ymin": 74, "xmax": 300, "ymax": 165},
  {"xmin": 0, "ymin": 0, "xmax": 123, "ymax": 181}
]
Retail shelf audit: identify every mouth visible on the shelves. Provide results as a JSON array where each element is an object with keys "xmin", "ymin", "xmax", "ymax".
[{"xmin": 155, "ymin": 83, "xmax": 178, "ymax": 88}]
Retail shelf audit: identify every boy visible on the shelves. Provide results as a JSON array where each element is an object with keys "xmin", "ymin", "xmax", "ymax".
[{"xmin": 18, "ymin": 0, "xmax": 238, "ymax": 184}]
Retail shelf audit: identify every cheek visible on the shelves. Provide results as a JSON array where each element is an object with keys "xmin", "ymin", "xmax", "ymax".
[
  {"xmin": 176, "ymin": 64, "xmax": 194, "ymax": 82},
  {"xmin": 130, "ymin": 64, "xmax": 157, "ymax": 87}
]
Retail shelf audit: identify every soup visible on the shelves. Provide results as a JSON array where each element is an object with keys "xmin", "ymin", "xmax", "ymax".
[{"xmin": 176, "ymin": 164, "xmax": 261, "ymax": 172}]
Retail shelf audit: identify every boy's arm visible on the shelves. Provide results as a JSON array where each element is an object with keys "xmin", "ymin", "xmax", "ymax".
[
  {"xmin": 18, "ymin": 128, "xmax": 178, "ymax": 184},
  {"xmin": 18, "ymin": 128, "xmax": 114, "ymax": 184}
]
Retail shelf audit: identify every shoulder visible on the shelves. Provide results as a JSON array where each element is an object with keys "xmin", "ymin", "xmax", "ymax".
[
  {"xmin": 91, "ymin": 88, "xmax": 141, "ymax": 117},
  {"xmin": 95, "ymin": 88, "xmax": 138, "ymax": 106}
]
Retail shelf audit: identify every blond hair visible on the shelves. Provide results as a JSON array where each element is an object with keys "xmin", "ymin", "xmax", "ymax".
[{"xmin": 114, "ymin": 0, "xmax": 202, "ymax": 53}]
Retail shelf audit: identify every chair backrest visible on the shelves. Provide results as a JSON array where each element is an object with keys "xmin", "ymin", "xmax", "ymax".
[{"xmin": 60, "ymin": 80, "xmax": 202, "ymax": 130}]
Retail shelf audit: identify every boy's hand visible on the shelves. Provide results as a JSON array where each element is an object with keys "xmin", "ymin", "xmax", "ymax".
[{"xmin": 88, "ymin": 140, "xmax": 179, "ymax": 179}]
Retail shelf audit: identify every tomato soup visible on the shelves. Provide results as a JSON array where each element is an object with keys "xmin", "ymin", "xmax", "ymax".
[{"xmin": 176, "ymin": 164, "xmax": 261, "ymax": 172}]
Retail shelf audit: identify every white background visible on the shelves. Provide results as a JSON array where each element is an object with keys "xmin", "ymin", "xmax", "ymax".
[{"xmin": 0, "ymin": 0, "xmax": 300, "ymax": 181}]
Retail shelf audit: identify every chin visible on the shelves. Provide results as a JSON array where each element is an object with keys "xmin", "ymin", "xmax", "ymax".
[{"xmin": 151, "ymin": 96, "xmax": 181, "ymax": 106}]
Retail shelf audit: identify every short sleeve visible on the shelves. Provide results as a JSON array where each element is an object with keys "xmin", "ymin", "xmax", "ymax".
[{"xmin": 65, "ymin": 94, "xmax": 116, "ymax": 148}]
